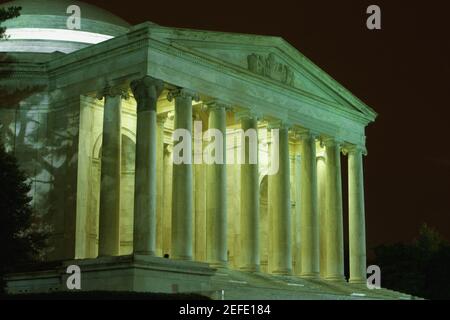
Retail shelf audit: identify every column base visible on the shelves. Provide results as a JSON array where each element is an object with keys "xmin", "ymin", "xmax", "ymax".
[
  {"xmin": 271, "ymin": 268, "xmax": 292, "ymax": 276},
  {"xmin": 349, "ymin": 278, "xmax": 367, "ymax": 285},
  {"xmin": 325, "ymin": 275, "xmax": 347, "ymax": 282},
  {"xmin": 300, "ymin": 272, "xmax": 320, "ymax": 279},
  {"xmin": 133, "ymin": 251, "xmax": 156, "ymax": 256},
  {"xmin": 173, "ymin": 255, "xmax": 193, "ymax": 261},
  {"xmin": 97, "ymin": 252, "xmax": 120, "ymax": 258},
  {"xmin": 209, "ymin": 261, "xmax": 228, "ymax": 268},
  {"xmin": 239, "ymin": 265, "xmax": 260, "ymax": 273}
]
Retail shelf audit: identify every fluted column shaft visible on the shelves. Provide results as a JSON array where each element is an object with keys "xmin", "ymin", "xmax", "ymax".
[
  {"xmin": 130, "ymin": 76, "xmax": 164, "ymax": 255},
  {"xmin": 162, "ymin": 144, "xmax": 173, "ymax": 256},
  {"xmin": 299, "ymin": 132, "xmax": 319, "ymax": 278},
  {"xmin": 156, "ymin": 114, "xmax": 167, "ymax": 256},
  {"xmin": 98, "ymin": 86, "xmax": 124, "ymax": 257},
  {"xmin": 270, "ymin": 124, "xmax": 292, "ymax": 274},
  {"xmin": 206, "ymin": 102, "xmax": 228, "ymax": 266},
  {"xmin": 317, "ymin": 156, "xmax": 327, "ymax": 278},
  {"xmin": 348, "ymin": 146, "xmax": 367, "ymax": 283},
  {"xmin": 239, "ymin": 114, "xmax": 260, "ymax": 271},
  {"xmin": 168, "ymin": 89, "xmax": 198, "ymax": 260},
  {"xmin": 194, "ymin": 155, "xmax": 206, "ymax": 261},
  {"xmin": 324, "ymin": 139, "xmax": 345, "ymax": 281},
  {"xmin": 293, "ymin": 152, "xmax": 302, "ymax": 275}
]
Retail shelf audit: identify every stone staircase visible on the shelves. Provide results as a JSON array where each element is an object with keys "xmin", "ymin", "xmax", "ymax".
[{"xmin": 202, "ymin": 267, "xmax": 419, "ymax": 300}]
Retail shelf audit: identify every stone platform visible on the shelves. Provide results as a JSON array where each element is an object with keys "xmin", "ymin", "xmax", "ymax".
[{"xmin": 5, "ymin": 255, "xmax": 416, "ymax": 300}]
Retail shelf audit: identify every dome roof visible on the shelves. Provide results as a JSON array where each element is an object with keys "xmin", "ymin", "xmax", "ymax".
[
  {"xmin": 1, "ymin": 0, "xmax": 130, "ymax": 34},
  {"xmin": 0, "ymin": 0, "xmax": 131, "ymax": 53}
]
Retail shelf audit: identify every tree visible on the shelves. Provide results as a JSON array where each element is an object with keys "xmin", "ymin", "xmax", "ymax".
[
  {"xmin": 1, "ymin": 5, "xmax": 22, "ymax": 88},
  {"xmin": 0, "ymin": 141, "xmax": 50, "ymax": 294},
  {"xmin": 0, "ymin": 6, "xmax": 21, "ymax": 39},
  {"xmin": 1, "ymin": 6, "xmax": 52, "ymax": 294},
  {"xmin": 372, "ymin": 223, "xmax": 450, "ymax": 299}
]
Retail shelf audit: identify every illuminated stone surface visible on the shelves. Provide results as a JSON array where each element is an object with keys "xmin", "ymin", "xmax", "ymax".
[
  {"xmin": 299, "ymin": 132, "xmax": 320, "ymax": 279},
  {"xmin": 0, "ymin": 0, "xmax": 130, "ymax": 53},
  {"xmin": 0, "ymin": 0, "xmax": 417, "ymax": 299}
]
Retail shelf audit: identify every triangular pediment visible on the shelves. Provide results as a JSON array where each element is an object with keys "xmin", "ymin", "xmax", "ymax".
[
  {"xmin": 193, "ymin": 46, "xmax": 341, "ymax": 103},
  {"xmin": 150, "ymin": 27, "xmax": 377, "ymax": 122}
]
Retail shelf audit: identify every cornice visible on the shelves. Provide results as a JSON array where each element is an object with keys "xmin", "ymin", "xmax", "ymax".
[
  {"xmin": 2, "ymin": 24, "xmax": 368, "ymax": 146},
  {"xmin": 41, "ymin": 25, "xmax": 374, "ymax": 126},
  {"xmin": 46, "ymin": 28, "xmax": 152, "ymax": 79},
  {"xmin": 0, "ymin": 61, "xmax": 48, "ymax": 80}
]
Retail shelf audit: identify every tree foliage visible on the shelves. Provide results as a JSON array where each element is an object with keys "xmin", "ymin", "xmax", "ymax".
[
  {"xmin": 372, "ymin": 224, "xmax": 450, "ymax": 300},
  {"xmin": 0, "ymin": 6, "xmax": 21, "ymax": 39},
  {"xmin": 0, "ymin": 141, "xmax": 50, "ymax": 293},
  {"xmin": 0, "ymin": 6, "xmax": 52, "ymax": 295}
]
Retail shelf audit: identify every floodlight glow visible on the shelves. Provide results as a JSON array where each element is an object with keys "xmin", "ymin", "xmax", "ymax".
[{"xmin": 4, "ymin": 28, "xmax": 113, "ymax": 44}]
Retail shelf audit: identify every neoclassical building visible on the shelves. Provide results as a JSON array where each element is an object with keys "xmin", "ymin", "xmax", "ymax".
[{"xmin": 0, "ymin": 0, "xmax": 413, "ymax": 299}]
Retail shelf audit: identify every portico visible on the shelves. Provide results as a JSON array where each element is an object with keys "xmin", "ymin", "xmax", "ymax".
[
  {"xmin": 1, "ymin": 0, "xmax": 379, "ymax": 296},
  {"xmin": 65, "ymin": 22, "xmax": 373, "ymax": 283},
  {"xmin": 92, "ymin": 74, "xmax": 370, "ymax": 284}
]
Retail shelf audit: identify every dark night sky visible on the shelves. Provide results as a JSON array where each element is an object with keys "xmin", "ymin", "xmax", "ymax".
[{"xmin": 4, "ymin": 0, "xmax": 450, "ymax": 250}]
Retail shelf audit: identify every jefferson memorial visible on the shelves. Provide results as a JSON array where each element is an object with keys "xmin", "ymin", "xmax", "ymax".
[{"xmin": 0, "ymin": 0, "xmax": 412, "ymax": 299}]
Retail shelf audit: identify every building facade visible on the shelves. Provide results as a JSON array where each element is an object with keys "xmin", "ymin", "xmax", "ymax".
[{"xmin": 0, "ymin": 0, "xmax": 399, "ymax": 298}]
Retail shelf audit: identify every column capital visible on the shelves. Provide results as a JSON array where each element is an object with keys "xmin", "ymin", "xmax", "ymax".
[
  {"xmin": 130, "ymin": 76, "xmax": 164, "ymax": 112},
  {"xmin": 235, "ymin": 108, "xmax": 261, "ymax": 122},
  {"xmin": 321, "ymin": 137, "xmax": 344, "ymax": 149},
  {"xmin": 157, "ymin": 112, "xmax": 169, "ymax": 126},
  {"xmin": 204, "ymin": 99, "xmax": 232, "ymax": 112},
  {"xmin": 292, "ymin": 128, "xmax": 320, "ymax": 141},
  {"xmin": 167, "ymin": 88, "xmax": 200, "ymax": 102},
  {"xmin": 342, "ymin": 144, "xmax": 368, "ymax": 156},
  {"xmin": 97, "ymin": 83, "xmax": 129, "ymax": 100},
  {"xmin": 267, "ymin": 119, "xmax": 292, "ymax": 130}
]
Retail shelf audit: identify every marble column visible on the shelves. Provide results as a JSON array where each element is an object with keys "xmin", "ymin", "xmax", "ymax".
[
  {"xmin": 299, "ymin": 131, "xmax": 320, "ymax": 278},
  {"xmin": 239, "ymin": 112, "xmax": 260, "ymax": 272},
  {"xmin": 193, "ymin": 112, "xmax": 206, "ymax": 261},
  {"xmin": 205, "ymin": 101, "xmax": 228, "ymax": 266},
  {"xmin": 130, "ymin": 76, "xmax": 164, "ymax": 255},
  {"xmin": 162, "ymin": 144, "xmax": 173, "ymax": 256},
  {"xmin": 293, "ymin": 152, "xmax": 302, "ymax": 275},
  {"xmin": 317, "ymin": 155, "xmax": 327, "ymax": 278},
  {"xmin": 230, "ymin": 136, "xmax": 242, "ymax": 269},
  {"xmin": 267, "ymin": 132, "xmax": 274, "ymax": 273},
  {"xmin": 156, "ymin": 114, "xmax": 167, "ymax": 256},
  {"xmin": 168, "ymin": 88, "xmax": 199, "ymax": 260},
  {"xmin": 194, "ymin": 153, "xmax": 206, "ymax": 261},
  {"xmin": 348, "ymin": 145, "xmax": 367, "ymax": 284},
  {"xmin": 269, "ymin": 123, "xmax": 292, "ymax": 275},
  {"xmin": 98, "ymin": 85, "xmax": 125, "ymax": 257},
  {"xmin": 324, "ymin": 138, "xmax": 345, "ymax": 281}
]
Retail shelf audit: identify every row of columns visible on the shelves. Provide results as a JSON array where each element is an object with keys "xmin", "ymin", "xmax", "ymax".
[{"xmin": 96, "ymin": 76, "xmax": 367, "ymax": 283}]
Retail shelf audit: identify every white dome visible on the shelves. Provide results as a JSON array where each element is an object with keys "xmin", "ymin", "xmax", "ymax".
[{"xmin": 0, "ymin": 0, "xmax": 131, "ymax": 53}]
